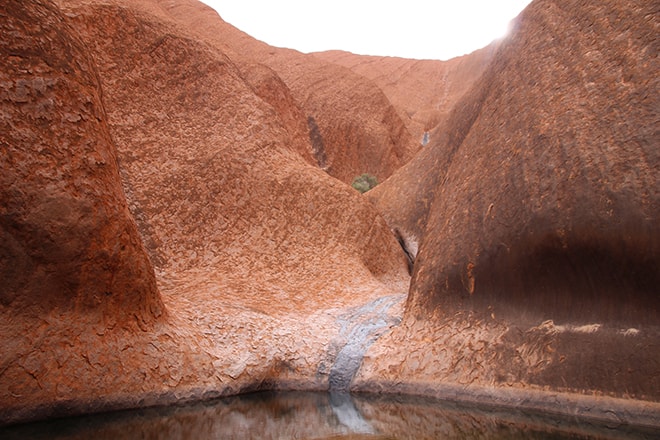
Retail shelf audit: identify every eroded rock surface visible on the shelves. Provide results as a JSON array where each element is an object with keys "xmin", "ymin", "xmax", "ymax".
[
  {"xmin": 1, "ymin": 0, "xmax": 658, "ymax": 429},
  {"xmin": 151, "ymin": 0, "xmax": 419, "ymax": 184},
  {"xmin": 315, "ymin": 45, "xmax": 498, "ymax": 142},
  {"xmin": 0, "ymin": 0, "xmax": 163, "ymax": 325},
  {"xmin": 359, "ymin": 0, "xmax": 660, "ymax": 403},
  {"xmin": 0, "ymin": 0, "xmax": 410, "ymax": 425}
]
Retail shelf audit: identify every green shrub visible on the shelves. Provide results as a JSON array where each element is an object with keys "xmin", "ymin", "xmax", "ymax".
[{"xmin": 351, "ymin": 173, "xmax": 378, "ymax": 193}]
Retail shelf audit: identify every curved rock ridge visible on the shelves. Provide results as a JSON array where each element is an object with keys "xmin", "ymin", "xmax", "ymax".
[
  {"xmin": 315, "ymin": 44, "xmax": 499, "ymax": 143},
  {"xmin": 0, "ymin": 0, "xmax": 164, "ymax": 326},
  {"xmin": 359, "ymin": 0, "xmax": 660, "ymax": 402},
  {"xmin": 57, "ymin": 0, "xmax": 410, "ymax": 306},
  {"xmin": 1, "ymin": 0, "xmax": 659, "ymax": 429},
  {"xmin": 147, "ymin": 0, "xmax": 420, "ymax": 184},
  {"xmin": 0, "ymin": 0, "xmax": 411, "ymax": 425}
]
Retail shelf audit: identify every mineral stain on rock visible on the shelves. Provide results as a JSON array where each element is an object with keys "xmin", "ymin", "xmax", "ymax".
[{"xmin": 306, "ymin": 115, "xmax": 328, "ymax": 170}]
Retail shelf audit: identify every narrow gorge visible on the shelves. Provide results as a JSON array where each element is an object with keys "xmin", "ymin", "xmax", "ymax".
[{"xmin": 1, "ymin": 0, "xmax": 658, "ymax": 433}]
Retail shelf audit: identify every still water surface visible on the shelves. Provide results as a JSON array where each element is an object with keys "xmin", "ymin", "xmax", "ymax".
[{"xmin": 1, "ymin": 391, "xmax": 655, "ymax": 439}]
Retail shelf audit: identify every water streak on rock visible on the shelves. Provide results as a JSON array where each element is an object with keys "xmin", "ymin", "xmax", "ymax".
[{"xmin": 328, "ymin": 294, "xmax": 405, "ymax": 391}]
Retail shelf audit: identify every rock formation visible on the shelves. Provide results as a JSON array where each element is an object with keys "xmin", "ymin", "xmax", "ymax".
[
  {"xmin": 315, "ymin": 44, "xmax": 498, "ymax": 143},
  {"xmin": 360, "ymin": 0, "xmax": 660, "ymax": 402},
  {"xmin": 1, "ymin": 0, "xmax": 659, "ymax": 429},
  {"xmin": 148, "ymin": 0, "xmax": 419, "ymax": 184},
  {"xmin": 0, "ymin": 0, "xmax": 164, "ymax": 326},
  {"xmin": 0, "ymin": 0, "xmax": 410, "ymax": 425}
]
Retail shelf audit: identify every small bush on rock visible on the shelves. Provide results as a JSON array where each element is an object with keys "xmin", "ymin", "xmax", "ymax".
[{"xmin": 351, "ymin": 173, "xmax": 378, "ymax": 193}]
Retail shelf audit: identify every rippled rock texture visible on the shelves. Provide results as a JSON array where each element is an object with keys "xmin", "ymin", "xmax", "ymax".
[
  {"xmin": 1, "ymin": 0, "xmax": 658, "ymax": 428},
  {"xmin": 0, "ymin": 0, "xmax": 164, "ymax": 326},
  {"xmin": 315, "ymin": 44, "xmax": 498, "ymax": 143},
  {"xmin": 155, "ymin": 0, "xmax": 419, "ymax": 185},
  {"xmin": 0, "ymin": 0, "xmax": 409, "ymax": 425},
  {"xmin": 360, "ymin": 0, "xmax": 659, "ymax": 404}
]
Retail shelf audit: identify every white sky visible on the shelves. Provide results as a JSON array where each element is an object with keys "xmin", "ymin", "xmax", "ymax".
[{"xmin": 200, "ymin": 0, "xmax": 532, "ymax": 60}]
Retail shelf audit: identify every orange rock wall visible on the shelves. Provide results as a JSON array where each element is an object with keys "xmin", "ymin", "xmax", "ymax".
[
  {"xmin": 316, "ymin": 45, "xmax": 498, "ymax": 142},
  {"xmin": 0, "ymin": 0, "xmax": 411, "ymax": 425},
  {"xmin": 153, "ymin": 0, "xmax": 419, "ymax": 184},
  {"xmin": 1, "ymin": 0, "xmax": 658, "ymax": 428},
  {"xmin": 0, "ymin": 0, "xmax": 163, "ymax": 327},
  {"xmin": 360, "ymin": 0, "xmax": 660, "ymax": 402}
]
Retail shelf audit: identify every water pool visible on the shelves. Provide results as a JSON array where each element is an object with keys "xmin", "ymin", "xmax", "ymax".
[{"xmin": 1, "ymin": 391, "xmax": 655, "ymax": 439}]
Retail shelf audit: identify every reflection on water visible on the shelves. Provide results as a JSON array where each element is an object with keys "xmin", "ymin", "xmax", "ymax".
[
  {"xmin": 329, "ymin": 392, "xmax": 375, "ymax": 435},
  {"xmin": 1, "ymin": 391, "xmax": 656, "ymax": 439}
]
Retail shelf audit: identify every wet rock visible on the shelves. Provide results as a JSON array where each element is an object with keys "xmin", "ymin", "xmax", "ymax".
[
  {"xmin": 327, "ymin": 295, "xmax": 405, "ymax": 391},
  {"xmin": 1, "ymin": 0, "xmax": 658, "ymax": 428},
  {"xmin": 0, "ymin": 0, "xmax": 411, "ymax": 425}
]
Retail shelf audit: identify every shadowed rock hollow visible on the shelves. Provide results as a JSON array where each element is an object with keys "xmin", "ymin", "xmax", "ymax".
[{"xmin": 1, "ymin": 0, "xmax": 659, "ymax": 429}]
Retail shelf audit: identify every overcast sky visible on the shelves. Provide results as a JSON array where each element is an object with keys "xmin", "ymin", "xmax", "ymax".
[{"xmin": 200, "ymin": 0, "xmax": 532, "ymax": 60}]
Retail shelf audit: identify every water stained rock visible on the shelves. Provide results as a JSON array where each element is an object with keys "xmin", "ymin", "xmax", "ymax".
[
  {"xmin": 306, "ymin": 115, "xmax": 328, "ymax": 169},
  {"xmin": 327, "ymin": 294, "xmax": 405, "ymax": 391},
  {"xmin": 0, "ymin": 0, "xmax": 411, "ymax": 425},
  {"xmin": 358, "ymin": 0, "xmax": 660, "ymax": 403}
]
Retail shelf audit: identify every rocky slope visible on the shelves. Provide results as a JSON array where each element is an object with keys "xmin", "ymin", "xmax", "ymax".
[
  {"xmin": 0, "ymin": 0, "xmax": 164, "ymax": 327},
  {"xmin": 0, "ymin": 0, "xmax": 410, "ymax": 425},
  {"xmin": 1, "ymin": 0, "xmax": 658, "ymax": 429},
  {"xmin": 361, "ymin": 0, "xmax": 660, "ymax": 402},
  {"xmin": 315, "ymin": 44, "xmax": 498, "ymax": 143},
  {"xmin": 149, "ymin": 0, "xmax": 419, "ymax": 184}
]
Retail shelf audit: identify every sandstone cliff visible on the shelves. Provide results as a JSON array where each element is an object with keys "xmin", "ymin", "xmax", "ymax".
[
  {"xmin": 0, "ymin": 0, "xmax": 410, "ymax": 424},
  {"xmin": 315, "ymin": 44, "xmax": 498, "ymax": 143},
  {"xmin": 149, "ymin": 0, "xmax": 419, "ymax": 184},
  {"xmin": 360, "ymin": 0, "xmax": 660, "ymax": 401}
]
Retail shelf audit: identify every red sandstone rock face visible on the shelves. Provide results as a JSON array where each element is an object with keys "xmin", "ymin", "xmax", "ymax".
[
  {"xmin": 153, "ymin": 0, "xmax": 419, "ymax": 184},
  {"xmin": 268, "ymin": 55, "xmax": 418, "ymax": 184},
  {"xmin": 315, "ymin": 45, "xmax": 498, "ymax": 143},
  {"xmin": 0, "ymin": 0, "xmax": 410, "ymax": 425},
  {"xmin": 412, "ymin": 0, "xmax": 659, "ymax": 322},
  {"xmin": 0, "ymin": 0, "xmax": 163, "ymax": 326},
  {"xmin": 360, "ymin": 0, "xmax": 660, "ymax": 400},
  {"xmin": 2, "ymin": 0, "xmax": 659, "ymax": 428},
  {"xmin": 59, "ymin": 0, "xmax": 408, "ymax": 303}
]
